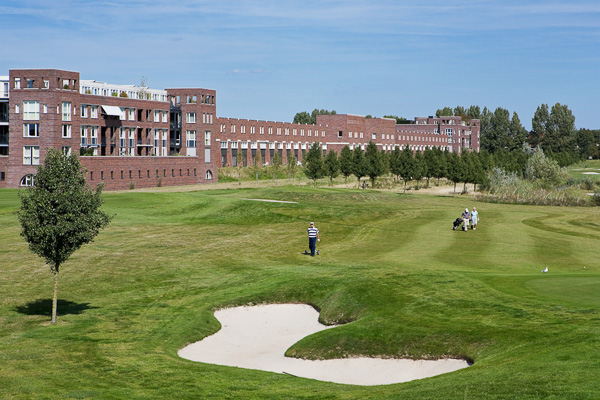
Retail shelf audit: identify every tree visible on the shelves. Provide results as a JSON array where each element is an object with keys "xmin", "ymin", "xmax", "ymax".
[
  {"xmin": 530, "ymin": 104, "xmax": 551, "ymax": 149},
  {"xmin": 339, "ymin": 145, "xmax": 354, "ymax": 183},
  {"xmin": 293, "ymin": 111, "xmax": 312, "ymax": 124},
  {"xmin": 412, "ymin": 150, "xmax": 425, "ymax": 188},
  {"xmin": 352, "ymin": 146, "xmax": 369, "ymax": 188},
  {"xmin": 304, "ymin": 142, "xmax": 325, "ymax": 188},
  {"xmin": 253, "ymin": 150, "xmax": 262, "ymax": 181},
  {"xmin": 389, "ymin": 146, "xmax": 402, "ymax": 182},
  {"xmin": 383, "ymin": 115, "xmax": 410, "ymax": 124},
  {"xmin": 287, "ymin": 151, "xmax": 298, "ymax": 183},
  {"xmin": 398, "ymin": 145, "xmax": 415, "ymax": 192},
  {"xmin": 292, "ymin": 109, "xmax": 337, "ymax": 125},
  {"xmin": 446, "ymin": 151, "xmax": 465, "ymax": 194},
  {"xmin": 271, "ymin": 152, "xmax": 282, "ymax": 184},
  {"xmin": 365, "ymin": 141, "xmax": 384, "ymax": 187},
  {"xmin": 17, "ymin": 150, "xmax": 112, "ymax": 324},
  {"xmin": 236, "ymin": 147, "xmax": 246, "ymax": 186},
  {"xmin": 323, "ymin": 150, "xmax": 340, "ymax": 186},
  {"xmin": 436, "ymin": 107, "xmax": 453, "ymax": 117},
  {"xmin": 423, "ymin": 147, "xmax": 436, "ymax": 187}
]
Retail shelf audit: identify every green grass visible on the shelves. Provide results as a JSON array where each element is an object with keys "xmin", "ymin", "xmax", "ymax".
[{"xmin": 1, "ymin": 186, "xmax": 600, "ymax": 399}]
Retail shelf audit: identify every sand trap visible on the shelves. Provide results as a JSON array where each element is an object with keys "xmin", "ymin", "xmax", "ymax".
[
  {"xmin": 582, "ymin": 172, "xmax": 600, "ymax": 175},
  {"xmin": 241, "ymin": 198, "xmax": 299, "ymax": 203},
  {"xmin": 178, "ymin": 304, "xmax": 470, "ymax": 386}
]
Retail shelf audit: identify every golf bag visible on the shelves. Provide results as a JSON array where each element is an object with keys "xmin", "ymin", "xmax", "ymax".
[{"xmin": 452, "ymin": 218, "xmax": 463, "ymax": 230}]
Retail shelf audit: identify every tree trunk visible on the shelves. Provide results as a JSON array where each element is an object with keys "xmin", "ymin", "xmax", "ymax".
[{"xmin": 51, "ymin": 267, "xmax": 59, "ymax": 324}]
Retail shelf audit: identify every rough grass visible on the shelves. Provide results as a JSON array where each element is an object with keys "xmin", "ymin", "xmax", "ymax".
[{"xmin": 1, "ymin": 186, "xmax": 600, "ymax": 399}]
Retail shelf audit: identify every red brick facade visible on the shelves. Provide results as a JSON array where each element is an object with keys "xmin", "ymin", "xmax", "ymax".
[{"xmin": 0, "ymin": 68, "xmax": 479, "ymax": 190}]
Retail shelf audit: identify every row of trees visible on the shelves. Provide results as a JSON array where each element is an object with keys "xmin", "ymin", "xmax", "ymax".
[
  {"xmin": 303, "ymin": 141, "xmax": 486, "ymax": 192},
  {"xmin": 302, "ymin": 141, "xmax": 566, "ymax": 193},
  {"xmin": 437, "ymin": 104, "xmax": 599, "ymax": 160}
]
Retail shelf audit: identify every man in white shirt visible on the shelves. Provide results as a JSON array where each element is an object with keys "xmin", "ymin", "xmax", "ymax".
[{"xmin": 307, "ymin": 222, "xmax": 320, "ymax": 256}]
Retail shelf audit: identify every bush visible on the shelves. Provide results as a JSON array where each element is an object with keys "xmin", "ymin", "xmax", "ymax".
[{"xmin": 524, "ymin": 148, "xmax": 568, "ymax": 187}]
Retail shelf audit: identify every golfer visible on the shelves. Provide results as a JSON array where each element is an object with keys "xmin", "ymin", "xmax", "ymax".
[
  {"xmin": 461, "ymin": 208, "xmax": 470, "ymax": 231},
  {"xmin": 307, "ymin": 222, "xmax": 320, "ymax": 257},
  {"xmin": 471, "ymin": 207, "xmax": 479, "ymax": 230}
]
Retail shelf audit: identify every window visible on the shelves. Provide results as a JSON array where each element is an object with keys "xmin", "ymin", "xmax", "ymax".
[
  {"xmin": 15, "ymin": 104, "xmax": 19, "ymax": 114},
  {"xmin": 23, "ymin": 123, "xmax": 39, "ymax": 137},
  {"xmin": 154, "ymin": 110, "xmax": 160, "ymax": 122},
  {"xmin": 23, "ymin": 146, "xmax": 40, "ymax": 165},
  {"xmin": 205, "ymin": 148, "xmax": 211, "ymax": 163},
  {"xmin": 26, "ymin": 79, "xmax": 34, "ymax": 88},
  {"xmin": 206, "ymin": 170, "xmax": 213, "ymax": 180},
  {"xmin": 43, "ymin": 80, "xmax": 49, "ymax": 89},
  {"xmin": 0, "ymin": 171, "xmax": 5, "ymax": 181},
  {"xmin": 372, "ymin": 133, "xmax": 377, "ymax": 140},
  {"xmin": 338, "ymin": 131, "xmax": 343, "ymax": 138},
  {"xmin": 62, "ymin": 102, "xmax": 71, "ymax": 121},
  {"xmin": 186, "ymin": 131, "xmax": 196, "ymax": 157},
  {"xmin": 241, "ymin": 125, "xmax": 246, "ymax": 134},
  {"xmin": 15, "ymin": 78, "xmax": 21, "ymax": 89},
  {"xmin": 81, "ymin": 126, "xmax": 88, "ymax": 146},
  {"xmin": 20, "ymin": 174, "xmax": 35, "ymax": 186},
  {"xmin": 128, "ymin": 108, "xmax": 135, "ymax": 121},
  {"xmin": 186, "ymin": 112, "xmax": 196, "ymax": 123},
  {"xmin": 81, "ymin": 105, "xmax": 88, "ymax": 118},
  {"xmin": 91, "ymin": 127, "xmax": 98, "ymax": 155},
  {"xmin": 128, "ymin": 131, "xmax": 135, "ymax": 156},
  {"xmin": 62, "ymin": 146, "xmax": 71, "ymax": 156},
  {"xmin": 62, "ymin": 124, "xmax": 71, "ymax": 138},
  {"xmin": 23, "ymin": 101, "xmax": 40, "ymax": 120},
  {"xmin": 205, "ymin": 130, "xmax": 211, "ymax": 146},
  {"xmin": 91, "ymin": 105, "xmax": 98, "ymax": 118}
]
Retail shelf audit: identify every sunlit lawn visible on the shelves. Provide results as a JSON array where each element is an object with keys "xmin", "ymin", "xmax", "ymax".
[{"xmin": 1, "ymin": 185, "xmax": 599, "ymax": 399}]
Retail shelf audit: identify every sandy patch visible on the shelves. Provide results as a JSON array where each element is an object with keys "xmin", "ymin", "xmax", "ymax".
[
  {"xmin": 582, "ymin": 172, "xmax": 600, "ymax": 175},
  {"xmin": 178, "ymin": 304, "xmax": 470, "ymax": 386},
  {"xmin": 241, "ymin": 198, "xmax": 299, "ymax": 204}
]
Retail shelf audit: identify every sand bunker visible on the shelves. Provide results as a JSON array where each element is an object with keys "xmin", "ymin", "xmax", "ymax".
[{"xmin": 178, "ymin": 304, "xmax": 470, "ymax": 386}]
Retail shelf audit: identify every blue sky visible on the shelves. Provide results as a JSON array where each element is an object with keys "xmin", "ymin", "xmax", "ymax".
[{"xmin": 1, "ymin": 0, "xmax": 599, "ymax": 129}]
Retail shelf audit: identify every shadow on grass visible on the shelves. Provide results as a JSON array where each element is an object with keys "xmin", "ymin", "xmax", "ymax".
[{"xmin": 14, "ymin": 299, "xmax": 99, "ymax": 317}]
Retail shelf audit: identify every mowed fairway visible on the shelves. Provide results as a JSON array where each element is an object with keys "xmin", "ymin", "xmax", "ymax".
[{"xmin": 1, "ymin": 186, "xmax": 600, "ymax": 399}]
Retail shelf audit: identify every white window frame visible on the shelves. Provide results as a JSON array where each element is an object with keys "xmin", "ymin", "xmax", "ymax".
[
  {"xmin": 186, "ymin": 112, "xmax": 196, "ymax": 124},
  {"xmin": 205, "ymin": 130, "xmax": 211, "ymax": 146},
  {"xmin": 23, "ymin": 101, "xmax": 40, "ymax": 120},
  {"xmin": 23, "ymin": 145, "xmax": 40, "ymax": 165},
  {"xmin": 23, "ymin": 123, "xmax": 40, "ymax": 137},
  {"xmin": 62, "ymin": 102, "xmax": 72, "ymax": 122},
  {"xmin": 62, "ymin": 124, "xmax": 71, "ymax": 138}
]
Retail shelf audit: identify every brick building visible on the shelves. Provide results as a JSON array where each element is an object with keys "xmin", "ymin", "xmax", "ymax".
[{"xmin": 0, "ymin": 68, "xmax": 479, "ymax": 190}]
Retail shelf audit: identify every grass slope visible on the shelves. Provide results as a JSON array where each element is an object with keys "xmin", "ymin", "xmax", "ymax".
[{"xmin": 1, "ymin": 186, "xmax": 599, "ymax": 399}]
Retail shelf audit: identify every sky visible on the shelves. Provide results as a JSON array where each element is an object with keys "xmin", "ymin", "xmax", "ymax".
[{"xmin": 1, "ymin": 0, "xmax": 599, "ymax": 130}]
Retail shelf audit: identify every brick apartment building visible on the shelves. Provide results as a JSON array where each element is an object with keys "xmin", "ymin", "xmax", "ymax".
[{"xmin": 0, "ymin": 69, "xmax": 479, "ymax": 190}]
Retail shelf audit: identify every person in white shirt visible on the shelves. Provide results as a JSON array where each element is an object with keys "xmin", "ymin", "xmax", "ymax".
[{"xmin": 307, "ymin": 222, "xmax": 320, "ymax": 256}]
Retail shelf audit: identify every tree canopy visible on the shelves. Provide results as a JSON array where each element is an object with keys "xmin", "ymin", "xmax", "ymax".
[{"xmin": 18, "ymin": 149, "xmax": 112, "ymax": 323}]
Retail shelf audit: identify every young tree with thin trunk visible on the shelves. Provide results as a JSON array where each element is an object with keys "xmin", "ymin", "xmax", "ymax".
[
  {"xmin": 18, "ymin": 150, "xmax": 112, "ymax": 324},
  {"xmin": 365, "ymin": 141, "xmax": 384, "ymax": 188},
  {"xmin": 271, "ymin": 152, "xmax": 282, "ymax": 184},
  {"xmin": 339, "ymin": 145, "xmax": 354, "ymax": 183},
  {"xmin": 304, "ymin": 142, "xmax": 325, "ymax": 188},
  {"xmin": 236, "ymin": 147, "xmax": 246, "ymax": 186},
  {"xmin": 323, "ymin": 149, "xmax": 340, "ymax": 186},
  {"xmin": 352, "ymin": 147, "xmax": 369, "ymax": 188},
  {"xmin": 287, "ymin": 151, "xmax": 298, "ymax": 183},
  {"xmin": 253, "ymin": 150, "xmax": 262, "ymax": 182}
]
